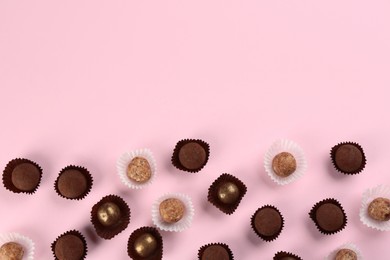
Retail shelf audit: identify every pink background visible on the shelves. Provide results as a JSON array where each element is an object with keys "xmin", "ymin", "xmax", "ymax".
[{"xmin": 1, "ymin": 1, "xmax": 390, "ymax": 259}]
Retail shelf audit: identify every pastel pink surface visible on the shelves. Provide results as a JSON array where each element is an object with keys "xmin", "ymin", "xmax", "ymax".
[{"xmin": 1, "ymin": 1, "xmax": 390, "ymax": 259}]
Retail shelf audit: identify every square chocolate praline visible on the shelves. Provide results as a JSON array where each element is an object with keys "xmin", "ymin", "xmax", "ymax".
[{"xmin": 207, "ymin": 173, "xmax": 247, "ymax": 215}]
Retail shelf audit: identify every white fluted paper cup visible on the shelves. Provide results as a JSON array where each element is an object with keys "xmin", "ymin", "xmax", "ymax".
[
  {"xmin": 264, "ymin": 139, "xmax": 307, "ymax": 185},
  {"xmin": 0, "ymin": 233, "xmax": 34, "ymax": 260},
  {"xmin": 360, "ymin": 185, "xmax": 390, "ymax": 231},
  {"xmin": 326, "ymin": 243, "xmax": 363, "ymax": 260},
  {"xmin": 152, "ymin": 193, "xmax": 195, "ymax": 232},
  {"xmin": 117, "ymin": 149, "xmax": 157, "ymax": 189}
]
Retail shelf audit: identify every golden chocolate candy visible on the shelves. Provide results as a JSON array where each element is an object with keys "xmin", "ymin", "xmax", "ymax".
[
  {"xmin": 0, "ymin": 242, "xmax": 24, "ymax": 260},
  {"xmin": 368, "ymin": 197, "xmax": 390, "ymax": 221},
  {"xmin": 272, "ymin": 152, "xmax": 297, "ymax": 177},
  {"xmin": 97, "ymin": 202, "xmax": 121, "ymax": 226},
  {"xmin": 134, "ymin": 233, "xmax": 157, "ymax": 258},
  {"xmin": 127, "ymin": 157, "xmax": 152, "ymax": 183},
  {"xmin": 335, "ymin": 249, "xmax": 357, "ymax": 260},
  {"xmin": 159, "ymin": 198, "xmax": 185, "ymax": 223},
  {"xmin": 217, "ymin": 182, "xmax": 240, "ymax": 204}
]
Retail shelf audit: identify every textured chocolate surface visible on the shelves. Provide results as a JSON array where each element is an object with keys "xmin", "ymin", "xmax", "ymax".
[
  {"xmin": 57, "ymin": 169, "xmax": 87, "ymax": 199},
  {"xmin": 335, "ymin": 144, "xmax": 363, "ymax": 172},
  {"xmin": 368, "ymin": 197, "xmax": 390, "ymax": 221},
  {"xmin": 310, "ymin": 199, "xmax": 347, "ymax": 234},
  {"xmin": 127, "ymin": 157, "xmax": 152, "ymax": 183},
  {"xmin": 316, "ymin": 203, "xmax": 344, "ymax": 232},
  {"xmin": 54, "ymin": 234, "xmax": 85, "ymax": 260},
  {"xmin": 172, "ymin": 139, "xmax": 210, "ymax": 172},
  {"xmin": 335, "ymin": 249, "xmax": 357, "ymax": 260},
  {"xmin": 178, "ymin": 142, "xmax": 207, "ymax": 170},
  {"xmin": 159, "ymin": 198, "xmax": 185, "ymax": 223},
  {"xmin": 331, "ymin": 142, "xmax": 366, "ymax": 174},
  {"xmin": 201, "ymin": 245, "xmax": 230, "ymax": 260},
  {"xmin": 252, "ymin": 206, "xmax": 283, "ymax": 241},
  {"xmin": 11, "ymin": 163, "xmax": 41, "ymax": 192},
  {"xmin": 272, "ymin": 152, "xmax": 297, "ymax": 177},
  {"xmin": 198, "ymin": 243, "xmax": 233, "ymax": 260},
  {"xmin": 0, "ymin": 242, "xmax": 24, "ymax": 260}
]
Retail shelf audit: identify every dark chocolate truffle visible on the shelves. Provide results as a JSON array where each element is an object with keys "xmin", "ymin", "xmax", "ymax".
[
  {"xmin": 172, "ymin": 139, "xmax": 210, "ymax": 172},
  {"xmin": 309, "ymin": 198, "xmax": 347, "ymax": 234},
  {"xmin": 251, "ymin": 205, "xmax": 284, "ymax": 241},
  {"xmin": 331, "ymin": 142, "xmax": 366, "ymax": 174},
  {"xmin": 367, "ymin": 197, "xmax": 390, "ymax": 221},
  {"xmin": 273, "ymin": 251, "xmax": 302, "ymax": 260},
  {"xmin": 272, "ymin": 152, "xmax": 297, "ymax": 177},
  {"xmin": 51, "ymin": 230, "xmax": 87, "ymax": 260},
  {"xmin": 198, "ymin": 243, "xmax": 234, "ymax": 260},
  {"xmin": 91, "ymin": 195, "xmax": 131, "ymax": 239},
  {"xmin": 0, "ymin": 242, "xmax": 24, "ymax": 260},
  {"xmin": 159, "ymin": 198, "xmax": 185, "ymax": 223},
  {"xmin": 2, "ymin": 158, "xmax": 42, "ymax": 194},
  {"xmin": 208, "ymin": 173, "xmax": 247, "ymax": 215},
  {"xmin": 335, "ymin": 249, "xmax": 357, "ymax": 260},
  {"xmin": 55, "ymin": 165, "xmax": 93, "ymax": 200},
  {"xmin": 128, "ymin": 226, "xmax": 163, "ymax": 260}
]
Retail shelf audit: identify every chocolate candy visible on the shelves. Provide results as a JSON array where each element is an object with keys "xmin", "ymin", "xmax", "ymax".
[
  {"xmin": 51, "ymin": 230, "xmax": 87, "ymax": 260},
  {"xmin": 2, "ymin": 158, "xmax": 42, "ymax": 194},
  {"xmin": 331, "ymin": 142, "xmax": 366, "ymax": 174},
  {"xmin": 128, "ymin": 226, "xmax": 163, "ymax": 260},
  {"xmin": 172, "ymin": 139, "xmax": 210, "ymax": 172},
  {"xmin": 208, "ymin": 173, "xmax": 247, "ymax": 215},
  {"xmin": 55, "ymin": 165, "xmax": 92, "ymax": 200},
  {"xmin": 91, "ymin": 195, "xmax": 131, "ymax": 239},
  {"xmin": 251, "ymin": 205, "xmax": 284, "ymax": 241},
  {"xmin": 309, "ymin": 198, "xmax": 347, "ymax": 234}
]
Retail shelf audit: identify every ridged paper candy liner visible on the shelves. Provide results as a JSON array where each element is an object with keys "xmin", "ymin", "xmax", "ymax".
[
  {"xmin": 325, "ymin": 242, "xmax": 363, "ymax": 260},
  {"xmin": 2, "ymin": 158, "xmax": 43, "ymax": 194},
  {"xmin": 0, "ymin": 232, "xmax": 35, "ymax": 260},
  {"xmin": 198, "ymin": 242, "xmax": 234, "ymax": 260},
  {"xmin": 51, "ymin": 230, "xmax": 87, "ymax": 260},
  {"xmin": 127, "ymin": 226, "xmax": 163, "ymax": 260},
  {"xmin": 264, "ymin": 139, "xmax": 307, "ymax": 185},
  {"xmin": 117, "ymin": 149, "xmax": 157, "ymax": 189},
  {"xmin": 251, "ymin": 205, "xmax": 284, "ymax": 242},
  {"xmin": 171, "ymin": 139, "xmax": 210, "ymax": 173},
  {"xmin": 360, "ymin": 185, "xmax": 390, "ymax": 231},
  {"xmin": 91, "ymin": 195, "xmax": 131, "ymax": 239},
  {"xmin": 151, "ymin": 193, "xmax": 194, "ymax": 232},
  {"xmin": 207, "ymin": 173, "xmax": 247, "ymax": 215},
  {"xmin": 54, "ymin": 165, "xmax": 93, "ymax": 200},
  {"xmin": 309, "ymin": 198, "xmax": 347, "ymax": 235}
]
